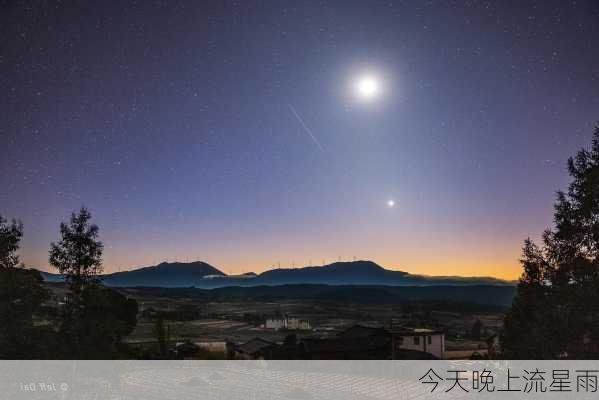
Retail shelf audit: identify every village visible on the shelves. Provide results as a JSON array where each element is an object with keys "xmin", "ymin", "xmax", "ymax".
[{"xmin": 119, "ymin": 290, "xmax": 503, "ymax": 360}]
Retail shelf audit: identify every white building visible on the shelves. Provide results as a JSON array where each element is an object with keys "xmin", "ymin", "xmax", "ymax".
[
  {"xmin": 338, "ymin": 325, "xmax": 446, "ymax": 359},
  {"xmin": 396, "ymin": 328, "xmax": 445, "ymax": 359},
  {"xmin": 265, "ymin": 316, "xmax": 311, "ymax": 331}
]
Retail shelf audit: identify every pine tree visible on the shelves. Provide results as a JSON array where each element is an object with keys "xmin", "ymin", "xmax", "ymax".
[
  {"xmin": 502, "ymin": 125, "xmax": 599, "ymax": 358},
  {"xmin": 49, "ymin": 207, "xmax": 103, "ymax": 356},
  {"xmin": 48, "ymin": 208, "xmax": 138, "ymax": 358}
]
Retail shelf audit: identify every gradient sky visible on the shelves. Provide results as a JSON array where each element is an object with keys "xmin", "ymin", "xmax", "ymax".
[{"xmin": 2, "ymin": 1, "xmax": 599, "ymax": 280}]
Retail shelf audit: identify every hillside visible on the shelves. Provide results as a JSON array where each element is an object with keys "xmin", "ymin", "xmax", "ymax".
[
  {"xmin": 248, "ymin": 260, "xmax": 509, "ymax": 286},
  {"xmin": 101, "ymin": 261, "xmax": 224, "ymax": 287}
]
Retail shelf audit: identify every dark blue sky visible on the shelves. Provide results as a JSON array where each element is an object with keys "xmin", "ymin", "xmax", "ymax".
[{"xmin": 2, "ymin": 1, "xmax": 598, "ymax": 278}]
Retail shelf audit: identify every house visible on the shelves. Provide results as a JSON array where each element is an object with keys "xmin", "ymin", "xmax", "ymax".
[
  {"xmin": 338, "ymin": 324, "xmax": 445, "ymax": 359},
  {"xmin": 233, "ymin": 338, "xmax": 277, "ymax": 359},
  {"xmin": 194, "ymin": 340, "xmax": 228, "ymax": 353},
  {"xmin": 172, "ymin": 340, "xmax": 230, "ymax": 359},
  {"xmin": 264, "ymin": 318, "xmax": 286, "ymax": 330},
  {"xmin": 174, "ymin": 341, "xmax": 200, "ymax": 359},
  {"xmin": 298, "ymin": 336, "xmax": 390, "ymax": 359},
  {"xmin": 230, "ymin": 324, "xmax": 444, "ymax": 360},
  {"xmin": 393, "ymin": 328, "xmax": 445, "ymax": 359},
  {"xmin": 265, "ymin": 316, "xmax": 311, "ymax": 330}
]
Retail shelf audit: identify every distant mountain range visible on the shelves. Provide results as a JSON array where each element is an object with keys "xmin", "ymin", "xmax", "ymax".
[{"xmin": 38, "ymin": 260, "xmax": 514, "ymax": 288}]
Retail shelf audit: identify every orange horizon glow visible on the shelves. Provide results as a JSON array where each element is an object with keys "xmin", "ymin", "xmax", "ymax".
[
  {"xmin": 21, "ymin": 198, "xmax": 538, "ymax": 283},
  {"xmin": 28, "ymin": 252, "xmax": 523, "ymax": 281}
]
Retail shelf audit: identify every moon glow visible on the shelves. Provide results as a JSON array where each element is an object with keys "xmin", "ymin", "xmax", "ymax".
[{"xmin": 354, "ymin": 75, "xmax": 381, "ymax": 100}]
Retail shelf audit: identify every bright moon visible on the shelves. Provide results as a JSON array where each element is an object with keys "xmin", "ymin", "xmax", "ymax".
[
  {"xmin": 355, "ymin": 75, "xmax": 380, "ymax": 100},
  {"xmin": 387, "ymin": 199, "xmax": 395, "ymax": 208}
]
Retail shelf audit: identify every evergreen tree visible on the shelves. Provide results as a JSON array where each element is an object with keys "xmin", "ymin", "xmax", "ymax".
[
  {"xmin": 49, "ymin": 207, "xmax": 138, "ymax": 358},
  {"xmin": 502, "ymin": 125, "xmax": 599, "ymax": 358},
  {"xmin": 49, "ymin": 207, "xmax": 104, "ymax": 355}
]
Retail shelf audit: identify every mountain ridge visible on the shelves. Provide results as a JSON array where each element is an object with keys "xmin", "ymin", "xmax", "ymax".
[{"xmin": 37, "ymin": 260, "xmax": 514, "ymax": 288}]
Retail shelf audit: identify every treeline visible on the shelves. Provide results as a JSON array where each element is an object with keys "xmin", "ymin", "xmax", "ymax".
[{"xmin": 0, "ymin": 208, "xmax": 137, "ymax": 359}]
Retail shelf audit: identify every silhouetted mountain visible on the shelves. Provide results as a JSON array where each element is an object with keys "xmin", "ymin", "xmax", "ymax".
[
  {"xmin": 39, "ymin": 271, "xmax": 64, "ymax": 283},
  {"xmin": 256, "ymin": 261, "xmax": 395, "ymax": 285},
  {"xmin": 101, "ymin": 261, "xmax": 224, "ymax": 287},
  {"xmin": 37, "ymin": 260, "xmax": 512, "ymax": 288},
  {"xmin": 249, "ymin": 260, "xmax": 508, "ymax": 286}
]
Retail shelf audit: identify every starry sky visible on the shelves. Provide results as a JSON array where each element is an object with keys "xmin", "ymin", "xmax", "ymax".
[{"xmin": 2, "ymin": 1, "xmax": 599, "ymax": 279}]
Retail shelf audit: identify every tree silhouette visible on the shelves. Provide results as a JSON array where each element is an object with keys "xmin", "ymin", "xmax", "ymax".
[
  {"xmin": 153, "ymin": 317, "xmax": 172, "ymax": 358},
  {"xmin": 49, "ymin": 207, "xmax": 104, "ymax": 292},
  {"xmin": 502, "ymin": 125, "xmax": 599, "ymax": 358},
  {"xmin": 0, "ymin": 215, "xmax": 52, "ymax": 358},
  {"xmin": 471, "ymin": 319, "xmax": 483, "ymax": 341},
  {"xmin": 0, "ymin": 215, "xmax": 23, "ymax": 269},
  {"xmin": 75, "ymin": 285, "xmax": 138, "ymax": 358},
  {"xmin": 49, "ymin": 207, "xmax": 138, "ymax": 358}
]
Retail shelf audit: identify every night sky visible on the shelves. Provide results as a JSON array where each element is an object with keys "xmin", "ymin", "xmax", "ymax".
[{"xmin": 2, "ymin": 1, "xmax": 599, "ymax": 279}]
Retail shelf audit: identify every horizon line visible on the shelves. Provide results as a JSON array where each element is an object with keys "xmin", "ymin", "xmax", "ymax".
[{"xmin": 31, "ymin": 258, "xmax": 518, "ymax": 281}]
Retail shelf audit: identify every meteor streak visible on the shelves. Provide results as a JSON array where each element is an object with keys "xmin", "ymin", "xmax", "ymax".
[{"xmin": 288, "ymin": 103, "xmax": 325, "ymax": 152}]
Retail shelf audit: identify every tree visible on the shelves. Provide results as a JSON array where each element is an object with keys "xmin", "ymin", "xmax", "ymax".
[
  {"xmin": 49, "ymin": 207, "xmax": 138, "ymax": 358},
  {"xmin": 74, "ymin": 285, "xmax": 138, "ymax": 358},
  {"xmin": 49, "ymin": 207, "xmax": 104, "ymax": 355},
  {"xmin": 153, "ymin": 317, "xmax": 171, "ymax": 358},
  {"xmin": 502, "ymin": 125, "xmax": 599, "ymax": 358},
  {"xmin": 471, "ymin": 319, "xmax": 483, "ymax": 341},
  {"xmin": 49, "ymin": 207, "xmax": 103, "ymax": 293},
  {"xmin": 0, "ymin": 215, "xmax": 52, "ymax": 358},
  {"xmin": 0, "ymin": 215, "xmax": 23, "ymax": 269},
  {"xmin": 501, "ymin": 240, "xmax": 560, "ymax": 358}
]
